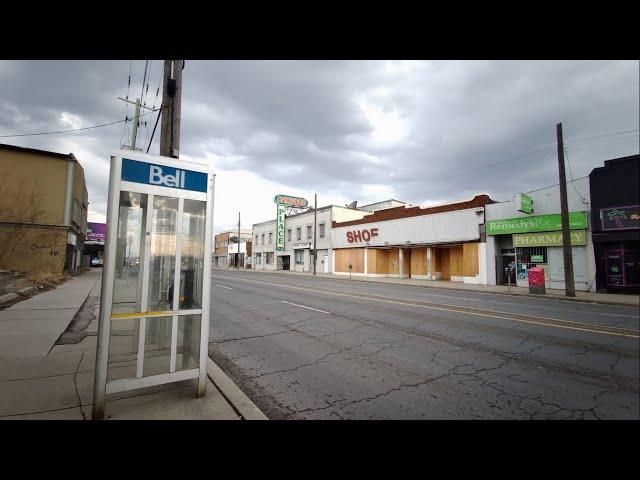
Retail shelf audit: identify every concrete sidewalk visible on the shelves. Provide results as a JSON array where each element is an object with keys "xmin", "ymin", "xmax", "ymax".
[
  {"xmin": 0, "ymin": 269, "xmax": 267, "ymax": 420},
  {"xmin": 223, "ymin": 268, "xmax": 640, "ymax": 307}
]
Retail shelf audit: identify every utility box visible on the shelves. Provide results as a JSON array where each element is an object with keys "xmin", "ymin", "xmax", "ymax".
[{"xmin": 528, "ymin": 267, "xmax": 546, "ymax": 295}]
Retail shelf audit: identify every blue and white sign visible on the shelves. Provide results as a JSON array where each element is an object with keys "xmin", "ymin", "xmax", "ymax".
[{"xmin": 121, "ymin": 158, "xmax": 207, "ymax": 192}]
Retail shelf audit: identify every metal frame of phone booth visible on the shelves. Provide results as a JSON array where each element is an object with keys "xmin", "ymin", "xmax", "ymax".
[{"xmin": 92, "ymin": 150, "xmax": 215, "ymax": 419}]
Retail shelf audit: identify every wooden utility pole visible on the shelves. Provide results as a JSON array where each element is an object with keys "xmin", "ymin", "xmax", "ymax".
[
  {"xmin": 313, "ymin": 194, "xmax": 317, "ymax": 276},
  {"xmin": 160, "ymin": 60, "xmax": 183, "ymax": 158},
  {"xmin": 118, "ymin": 60, "xmax": 158, "ymax": 151},
  {"xmin": 237, "ymin": 212, "xmax": 241, "ymax": 270},
  {"xmin": 556, "ymin": 122, "xmax": 576, "ymax": 297}
]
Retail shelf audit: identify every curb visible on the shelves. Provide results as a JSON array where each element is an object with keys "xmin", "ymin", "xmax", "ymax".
[
  {"xmin": 0, "ymin": 293, "xmax": 18, "ymax": 304},
  {"xmin": 17, "ymin": 286, "xmax": 37, "ymax": 296},
  {"xmin": 207, "ymin": 358, "xmax": 268, "ymax": 420},
  {"xmin": 230, "ymin": 268, "xmax": 639, "ymax": 308}
]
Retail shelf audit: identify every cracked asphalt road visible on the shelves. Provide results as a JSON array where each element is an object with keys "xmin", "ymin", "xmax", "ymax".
[{"xmin": 208, "ymin": 270, "xmax": 640, "ymax": 420}]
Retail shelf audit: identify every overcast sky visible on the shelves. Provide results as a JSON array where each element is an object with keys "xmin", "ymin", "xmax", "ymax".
[{"xmin": 0, "ymin": 60, "xmax": 638, "ymax": 233}]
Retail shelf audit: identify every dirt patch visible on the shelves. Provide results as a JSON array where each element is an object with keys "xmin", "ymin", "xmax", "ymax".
[
  {"xmin": 0, "ymin": 271, "xmax": 31, "ymax": 296},
  {"xmin": 25, "ymin": 271, "xmax": 69, "ymax": 287}
]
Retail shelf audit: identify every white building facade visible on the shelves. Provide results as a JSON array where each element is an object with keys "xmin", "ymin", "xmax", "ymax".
[
  {"xmin": 252, "ymin": 205, "xmax": 371, "ymax": 273},
  {"xmin": 484, "ymin": 177, "xmax": 596, "ymax": 292},
  {"xmin": 330, "ymin": 195, "xmax": 494, "ymax": 284}
]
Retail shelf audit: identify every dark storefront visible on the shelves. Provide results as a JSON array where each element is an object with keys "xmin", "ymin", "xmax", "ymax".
[{"xmin": 590, "ymin": 155, "xmax": 640, "ymax": 292}]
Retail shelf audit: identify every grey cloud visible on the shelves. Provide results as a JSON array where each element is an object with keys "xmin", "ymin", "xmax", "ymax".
[{"xmin": 0, "ymin": 60, "xmax": 637, "ymax": 229}]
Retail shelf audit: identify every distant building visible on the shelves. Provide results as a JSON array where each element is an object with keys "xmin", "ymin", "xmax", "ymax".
[
  {"xmin": 213, "ymin": 229, "xmax": 252, "ymax": 268},
  {"xmin": 589, "ymin": 154, "xmax": 639, "ymax": 292},
  {"xmin": 485, "ymin": 178, "xmax": 594, "ymax": 291},
  {"xmin": 252, "ymin": 204, "xmax": 374, "ymax": 273},
  {"xmin": 332, "ymin": 195, "xmax": 494, "ymax": 282},
  {"xmin": 357, "ymin": 199, "xmax": 411, "ymax": 212},
  {"xmin": 85, "ymin": 222, "xmax": 106, "ymax": 267},
  {"xmin": 0, "ymin": 143, "xmax": 88, "ymax": 274}
]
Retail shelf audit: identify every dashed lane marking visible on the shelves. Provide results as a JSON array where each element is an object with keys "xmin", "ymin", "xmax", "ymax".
[
  {"xmin": 215, "ymin": 275, "xmax": 640, "ymax": 339},
  {"xmin": 281, "ymin": 301, "xmax": 331, "ymax": 314}
]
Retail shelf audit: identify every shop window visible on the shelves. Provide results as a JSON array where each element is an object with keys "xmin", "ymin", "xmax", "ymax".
[
  {"xmin": 255, "ymin": 253, "xmax": 261, "ymax": 264},
  {"xmin": 515, "ymin": 247, "xmax": 547, "ymax": 281},
  {"xmin": 295, "ymin": 250, "xmax": 304, "ymax": 264},
  {"xmin": 266, "ymin": 252, "xmax": 274, "ymax": 264}
]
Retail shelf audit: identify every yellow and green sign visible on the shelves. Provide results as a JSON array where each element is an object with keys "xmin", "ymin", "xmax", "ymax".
[
  {"xmin": 486, "ymin": 212, "xmax": 587, "ymax": 235},
  {"xmin": 274, "ymin": 194, "xmax": 308, "ymax": 251},
  {"xmin": 513, "ymin": 230, "xmax": 586, "ymax": 247}
]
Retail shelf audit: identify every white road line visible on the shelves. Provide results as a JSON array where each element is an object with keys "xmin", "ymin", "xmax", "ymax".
[
  {"xmin": 281, "ymin": 301, "xmax": 330, "ymax": 314},
  {"xmin": 215, "ymin": 284, "xmax": 233, "ymax": 290}
]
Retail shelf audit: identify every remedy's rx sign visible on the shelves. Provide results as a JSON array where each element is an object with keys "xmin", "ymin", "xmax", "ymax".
[
  {"xmin": 121, "ymin": 158, "xmax": 208, "ymax": 192},
  {"xmin": 486, "ymin": 212, "xmax": 587, "ymax": 235}
]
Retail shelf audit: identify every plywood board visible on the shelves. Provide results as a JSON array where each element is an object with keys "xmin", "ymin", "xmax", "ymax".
[
  {"xmin": 410, "ymin": 248, "xmax": 427, "ymax": 275},
  {"xmin": 450, "ymin": 246, "xmax": 464, "ymax": 277},
  {"xmin": 462, "ymin": 242, "xmax": 479, "ymax": 277},
  {"xmin": 335, "ymin": 248, "xmax": 364, "ymax": 273}
]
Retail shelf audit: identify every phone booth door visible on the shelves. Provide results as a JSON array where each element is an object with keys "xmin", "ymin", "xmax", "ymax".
[{"xmin": 92, "ymin": 151, "xmax": 214, "ymax": 419}]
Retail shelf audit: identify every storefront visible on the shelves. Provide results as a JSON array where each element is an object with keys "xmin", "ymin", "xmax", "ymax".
[
  {"xmin": 485, "ymin": 178, "xmax": 594, "ymax": 291},
  {"xmin": 589, "ymin": 155, "xmax": 639, "ymax": 292},
  {"xmin": 330, "ymin": 195, "xmax": 494, "ymax": 283}
]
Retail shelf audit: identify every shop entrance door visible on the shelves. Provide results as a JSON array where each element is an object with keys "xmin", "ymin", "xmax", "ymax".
[
  {"xmin": 93, "ymin": 152, "xmax": 214, "ymax": 419},
  {"xmin": 282, "ymin": 255, "xmax": 290, "ymax": 270}
]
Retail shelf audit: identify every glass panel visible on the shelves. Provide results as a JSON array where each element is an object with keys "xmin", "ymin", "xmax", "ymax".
[
  {"xmin": 107, "ymin": 317, "xmax": 138, "ymax": 382},
  {"xmin": 112, "ymin": 192, "xmax": 148, "ymax": 314},
  {"xmin": 176, "ymin": 314, "xmax": 201, "ymax": 371},
  {"xmin": 147, "ymin": 196, "xmax": 179, "ymax": 312},
  {"xmin": 143, "ymin": 316, "xmax": 172, "ymax": 377},
  {"xmin": 180, "ymin": 199, "xmax": 206, "ymax": 309}
]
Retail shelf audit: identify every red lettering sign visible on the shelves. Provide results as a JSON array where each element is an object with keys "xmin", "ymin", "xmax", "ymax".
[{"xmin": 346, "ymin": 228, "xmax": 379, "ymax": 243}]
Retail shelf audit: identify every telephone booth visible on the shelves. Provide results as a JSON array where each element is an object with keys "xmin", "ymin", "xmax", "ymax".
[{"xmin": 92, "ymin": 151, "xmax": 215, "ymax": 419}]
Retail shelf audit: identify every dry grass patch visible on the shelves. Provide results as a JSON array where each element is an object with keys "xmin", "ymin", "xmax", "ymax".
[{"xmin": 25, "ymin": 271, "xmax": 69, "ymax": 287}]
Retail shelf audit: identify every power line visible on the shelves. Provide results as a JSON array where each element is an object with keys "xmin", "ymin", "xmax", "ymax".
[
  {"xmin": 0, "ymin": 109, "xmax": 157, "ymax": 138},
  {"xmin": 564, "ymin": 128, "xmax": 639, "ymax": 144},
  {"xmin": 435, "ymin": 144, "xmax": 557, "ymax": 182},
  {"xmin": 564, "ymin": 145, "xmax": 589, "ymax": 206},
  {"xmin": 147, "ymin": 101, "xmax": 163, "ymax": 153}
]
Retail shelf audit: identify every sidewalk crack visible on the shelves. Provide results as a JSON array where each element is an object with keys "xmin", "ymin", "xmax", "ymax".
[{"xmin": 73, "ymin": 352, "xmax": 87, "ymax": 420}]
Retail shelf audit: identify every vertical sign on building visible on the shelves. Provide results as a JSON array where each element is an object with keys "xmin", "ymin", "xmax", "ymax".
[
  {"xmin": 515, "ymin": 193, "xmax": 533, "ymax": 214},
  {"xmin": 276, "ymin": 203, "xmax": 286, "ymax": 251},
  {"xmin": 274, "ymin": 194, "xmax": 308, "ymax": 252}
]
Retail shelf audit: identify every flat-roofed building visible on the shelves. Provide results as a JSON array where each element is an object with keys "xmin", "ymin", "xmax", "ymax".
[{"xmin": 0, "ymin": 143, "xmax": 88, "ymax": 274}]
